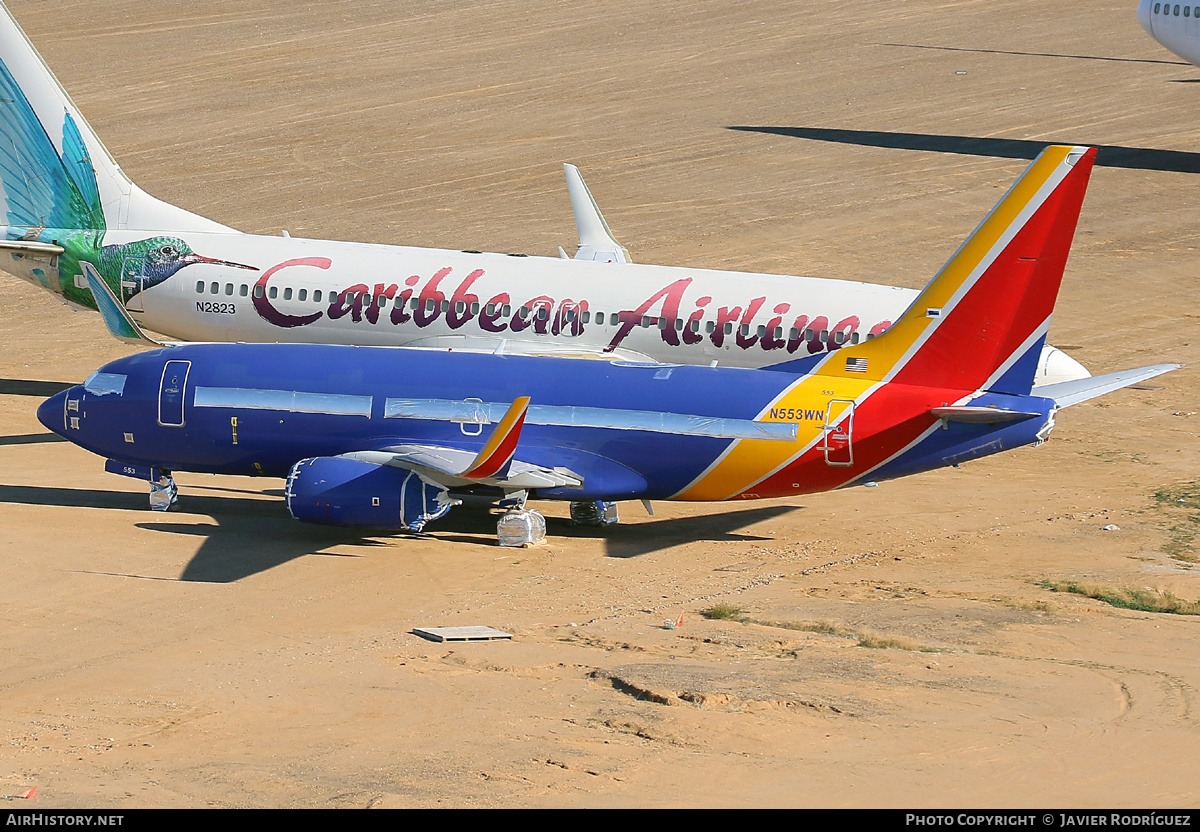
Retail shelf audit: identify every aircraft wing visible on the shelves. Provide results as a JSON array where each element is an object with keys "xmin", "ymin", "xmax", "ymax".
[
  {"xmin": 341, "ymin": 446, "xmax": 584, "ymax": 490},
  {"xmin": 336, "ymin": 391, "xmax": 800, "ymax": 492},
  {"xmin": 1032, "ymin": 363, "xmax": 1182, "ymax": 408},
  {"xmin": 340, "ymin": 396, "xmax": 583, "ymax": 490}
]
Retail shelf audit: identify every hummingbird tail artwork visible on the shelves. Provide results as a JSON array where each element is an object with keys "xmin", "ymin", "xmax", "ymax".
[{"xmin": 0, "ymin": 3, "xmax": 249, "ymax": 309}]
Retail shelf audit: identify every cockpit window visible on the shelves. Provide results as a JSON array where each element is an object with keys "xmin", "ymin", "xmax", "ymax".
[{"xmin": 83, "ymin": 371, "xmax": 126, "ymax": 396}]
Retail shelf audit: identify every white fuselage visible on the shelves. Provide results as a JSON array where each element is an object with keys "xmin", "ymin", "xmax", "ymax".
[
  {"xmin": 94, "ymin": 229, "xmax": 916, "ymax": 368},
  {"xmin": 4, "ymin": 225, "xmax": 1090, "ymax": 382},
  {"xmin": 1138, "ymin": 0, "xmax": 1200, "ymax": 65}
]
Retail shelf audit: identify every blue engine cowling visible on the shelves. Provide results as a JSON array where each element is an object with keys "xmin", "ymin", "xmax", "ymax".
[{"xmin": 285, "ymin": 456, "xmax": 457, "ymax": 531}]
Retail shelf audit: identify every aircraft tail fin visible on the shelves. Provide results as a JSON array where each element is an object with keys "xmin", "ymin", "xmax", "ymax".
[
  {"xmin": 460, "ymin": 396, "xmax": 531, "ymax": 480},
  {"xmin": 0, "ymin": 4, "xmax": 233, "ymax": 235},
  {"xmin": 819, "ymin": 145, "xmax": 1096, "ymax": 396}
]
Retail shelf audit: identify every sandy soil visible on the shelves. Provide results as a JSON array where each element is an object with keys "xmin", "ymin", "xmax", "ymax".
[{"xmin": 0, "ymin": 0, "xmax": 1198, "ymax": 808}]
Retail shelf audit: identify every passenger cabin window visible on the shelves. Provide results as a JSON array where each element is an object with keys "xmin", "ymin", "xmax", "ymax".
[
  {"xmin": 314, "ymin": 290, "xmax": 322, "ymax": 303},
  {"xmin": 283, "ymin": 287, "xmax": 292, "ymax": 300},
  {"xmin": 225, "ymin": 283, "xmax": 233, "ymax": 296},
  {"xmin": 210, "ymin": 281, "xmax": 219, "ymax": 294},
  {"xmin": 253, "ymin": 285, "xmax": 263, "ymax": 298},
  {"xmin": 269, "ymin": 286, "xmax": 278, "ymax": 299},
  {"xmin": 195, "ymin": 280, "xmax": 204, "ymax": 293},
  {"xmin": 239, "ymin": 284, "xmax": 248, "ymax": 297},
  {"xmin": 298, "ymin": 288, "xmax": 307, "ymax": 301}
]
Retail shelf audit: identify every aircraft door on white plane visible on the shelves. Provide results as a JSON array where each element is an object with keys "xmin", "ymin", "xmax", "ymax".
[
  {"xmin": 822, "ymin": 399, "xmax": 855, "ymax": 467},
  {"xmin": 121, "ymin": 255, "xmax": 147, "ymax": 312}
]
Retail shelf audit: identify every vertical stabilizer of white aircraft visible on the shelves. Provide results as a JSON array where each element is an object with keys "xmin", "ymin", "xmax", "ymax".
[{"xmin": 0, "ymin": 2, "xmax": 235, "ymax": 235}]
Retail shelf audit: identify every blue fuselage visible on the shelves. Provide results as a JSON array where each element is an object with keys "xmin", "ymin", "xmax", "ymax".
[{"xmin": 38, "ymin": 343, "xmax": 1053, "ymax": 503}]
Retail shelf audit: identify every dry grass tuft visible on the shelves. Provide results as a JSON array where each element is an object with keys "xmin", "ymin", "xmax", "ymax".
[
  {"xmin": 700, "ymin": 603, "xmax": 749, "ymax": 622},
  {"xmin": 1038, "ymin": 581, "xmax": 1200, "ymax": 615}
]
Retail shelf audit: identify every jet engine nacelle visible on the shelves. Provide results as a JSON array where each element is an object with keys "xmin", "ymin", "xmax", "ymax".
[{"xmin": 285, "ymin": 456, "xmax": 457, "ymax": 531}]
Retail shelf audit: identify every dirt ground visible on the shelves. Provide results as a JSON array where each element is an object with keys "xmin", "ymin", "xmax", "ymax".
[{"xmin": 1, "ymin": 0, "xmax": 1198, "ymax": 808}]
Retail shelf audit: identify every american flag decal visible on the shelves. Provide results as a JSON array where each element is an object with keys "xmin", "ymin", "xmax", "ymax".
[{"xmin": 845, "ymin": 356, "xmax": 868, "ymax": 373}]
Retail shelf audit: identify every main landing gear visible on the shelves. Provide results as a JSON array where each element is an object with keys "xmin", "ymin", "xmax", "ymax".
[
  {"xmin": 148, "ymin": 469, "xmax": 177, "ymax": 511},
  {"xmin": 496, "ymin": 499, "xmax": 621, "ymax": 546}
]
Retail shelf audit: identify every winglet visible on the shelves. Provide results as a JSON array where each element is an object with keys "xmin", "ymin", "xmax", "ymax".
[
  {"xmin": 83, "ymin": 261, "xmax": 162, "ymax": 345},
  {"xmin": 460, "ymin": 396, "xmax": 531, "ymax": 479},
  {"xmin": 564, "ymin": 164, "xmax": 631, "ymax": 263}
]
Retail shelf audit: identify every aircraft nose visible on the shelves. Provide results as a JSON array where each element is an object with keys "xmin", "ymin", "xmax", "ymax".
[
  {"xmin": 37, "ymin": 388, "xmax": 72, "ymax": 437},
  {"xmin": 1138, "ymin": 0, "xmax": 1154, "ymax": 36}
]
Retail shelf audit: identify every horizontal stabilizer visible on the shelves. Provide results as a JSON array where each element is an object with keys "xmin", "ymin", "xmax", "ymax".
[
  {"xmin": 83, "ymin": 262, "xmax": 162, "ymax": 346},
  {"xmin": 0, "ymin": 239, "xmax": 64, "ymax": 256},
  {"xmin": 1033, "ymin": 363, "xmax": 1182, "ymax": 408},
  {"xmin": 565, "ymin": 163, "xmax": 630, "ymax": 263},
  {"xmin": 929, "ymin": 406, "xmax": 1042, "ymax": 424}
]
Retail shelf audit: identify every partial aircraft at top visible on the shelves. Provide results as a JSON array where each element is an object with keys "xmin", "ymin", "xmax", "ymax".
[
  {"xmin": 0, "ymin": 2, "xmax": 1087, "ymax": 385},
  {"xmin": 1139, "ymin": 0, "xmax": 1200, "ymax": 66}
]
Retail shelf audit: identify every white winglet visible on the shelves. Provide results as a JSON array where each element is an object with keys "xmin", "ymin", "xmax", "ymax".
[{"xmin": 564, "ymin": 163, "xmax": 630, "ymax": 263}]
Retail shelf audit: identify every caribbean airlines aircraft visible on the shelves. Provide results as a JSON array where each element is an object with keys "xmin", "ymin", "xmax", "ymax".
[
  {"xmin": 1139, "ymin": 1, "xmax": 1200, "ymax": 65},
  {"xmin": 0, "ymin": 3, "xmax": 1085, "ymax": 383}
]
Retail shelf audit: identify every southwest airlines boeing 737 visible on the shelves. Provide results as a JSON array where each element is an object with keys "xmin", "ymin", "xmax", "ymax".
[{"xmin": 0, "ymin": 2, "xmax": 1088, "ymax": 384}]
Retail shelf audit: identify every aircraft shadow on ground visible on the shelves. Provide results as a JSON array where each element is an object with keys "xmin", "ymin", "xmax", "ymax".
[
  {"xmin": 0, "ymin": 378, "xmax": 73, "ymax": 397},
  {"xmin": 1, "ymin": 481, "xmax": 802, "ymax": 579},
  {"xmin": 557, "ymin": 503, "xmax": 801, "ymax": 559},
  {"xmin": 877, "ymin": 42, "xmax": 1192, "ymax": 67},
  {"xmin": 0, "ymin": 432, "xmax": 66, "ymax": 446},
  {"xmin": 0, "ymin": 483, "xmax": 360, "ymax": 583},
  {"xmin": 727, "ymin": 126, "xmax": 1200, "ymax": 174}
]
